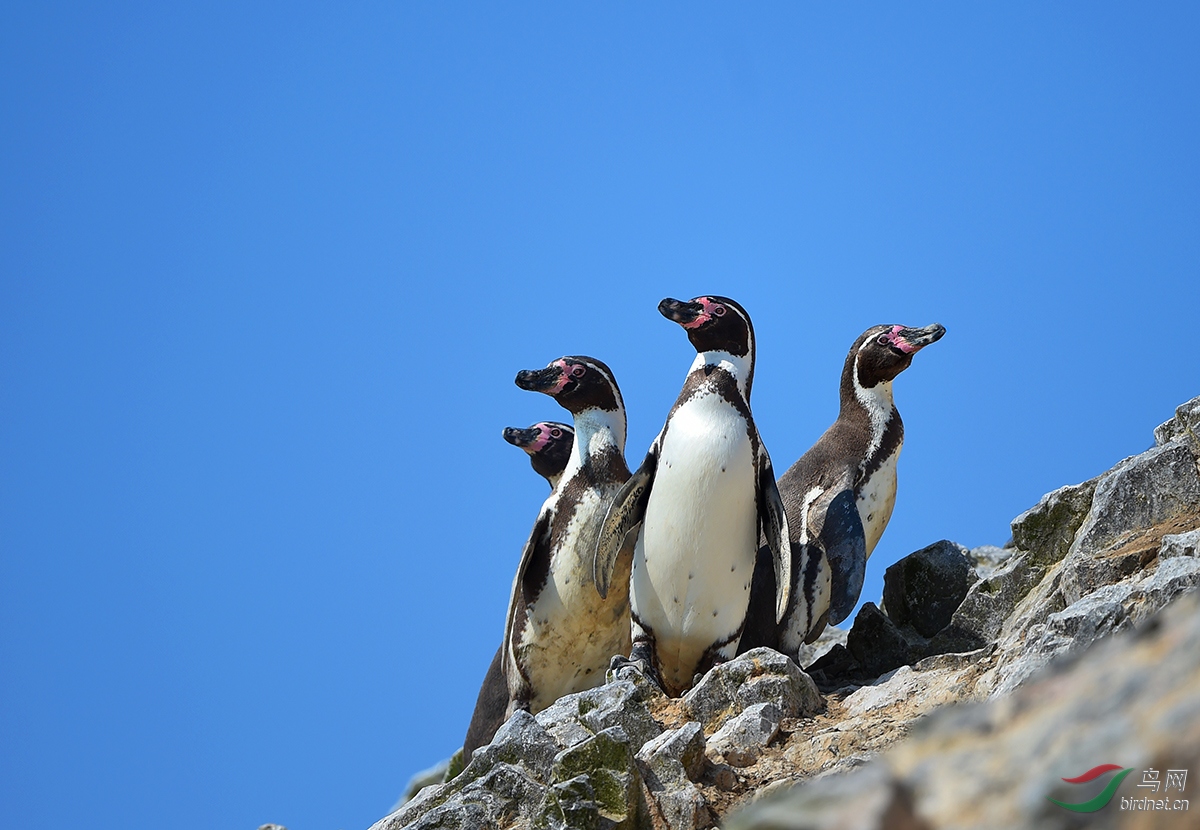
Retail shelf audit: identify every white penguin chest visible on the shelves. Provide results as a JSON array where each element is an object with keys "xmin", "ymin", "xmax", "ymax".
[
  {"xmin": 633, "ymin": 392, "xmax": 759, "ymax": 678},
  {"xmin": 857, "ymin": 444, "xmax": 900, "ymax": 558},
  {"xmin": 518, "ymin": 483, "xmax": 632, "ymax": 710}
]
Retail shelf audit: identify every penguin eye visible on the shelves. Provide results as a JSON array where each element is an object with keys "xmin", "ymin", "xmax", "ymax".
[
  {"xmin": 550, "ymin": 428, "xmax": 563, "ymax": 439},
  {"xmin": 712, "ymin": 305, "xmax": 727, "ymax": 317},
  {"xmin": 570, "ymin": 365, "xmax": 586, "ymax": 378},
  {"xmin": 876, "ymin": 334, "xmax": 890, "ymax": 346}
]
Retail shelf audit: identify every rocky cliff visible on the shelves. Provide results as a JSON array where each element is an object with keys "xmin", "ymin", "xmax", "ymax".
[{"xmin": 375, "ymin": 395, "xmax": 1200, "ymax": 830}]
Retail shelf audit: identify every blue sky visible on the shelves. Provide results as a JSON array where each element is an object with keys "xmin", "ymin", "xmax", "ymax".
[{"xmin": 2, "ymin": 4, "xmax": 1197, "ymax": 829}]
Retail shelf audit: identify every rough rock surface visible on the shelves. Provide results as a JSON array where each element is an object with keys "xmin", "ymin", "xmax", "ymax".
[{"xmin": 376, "ymin": 394, "xmax": 1200, "ymax": 830}]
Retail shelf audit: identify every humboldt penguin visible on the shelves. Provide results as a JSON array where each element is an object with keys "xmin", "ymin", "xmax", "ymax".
[
  {"xmin": 460, "ymin": 420, "xmax": 576, "ymax": 764},
  {"xmin": 503, "ymin": 421, "xmax": 576, "ymax": 490},
  {"xmin": 741, "ymin": 322, "xmax": 946, "ymax": 658},
  {"xmin": 595, "ymin": 296, "xmax": 797, "ymax": 697},
  {"xmin": 503, "ymin": 356, "xmax": 634, "ymax": 715}
]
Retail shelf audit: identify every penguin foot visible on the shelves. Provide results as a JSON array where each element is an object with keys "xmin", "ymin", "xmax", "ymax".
[{"xmin": 607, "ymin": 653, "xmax": 666, "ymax": 696}]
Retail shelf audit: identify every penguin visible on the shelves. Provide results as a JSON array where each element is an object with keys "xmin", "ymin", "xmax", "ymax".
[
  {"xmin": 502, "ymin": 356, "xmax": 634, "ymax": 716},
  {"xmin": 594, "ymin": 296, "xmax": 798, "ymax": 697},
  {"xmin": 503, "ymin": 421, "xmax": 576, "ymax": 490},
  {"xmin": 740, "ymin": 322, "xmax": 946, "ymax": 659},
  {"xmin": 460, "ymin": 421, "xmax": 576, "ymax": 765}
]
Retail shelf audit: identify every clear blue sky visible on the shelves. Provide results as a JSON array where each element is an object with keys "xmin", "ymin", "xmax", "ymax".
[{"xmin": 2, "ymin": 4, "xmax": 1197, "ymax": 829}]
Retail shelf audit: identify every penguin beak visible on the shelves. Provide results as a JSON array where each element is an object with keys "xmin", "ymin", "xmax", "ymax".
[
  {"xmin": 515, "ymin": 364, "xmax": 566, "ymax": 395},
  {"xmin": 659, "ymin": 298, "xmax": 704, "ymax": 326},
  {"xmin": 892, "ymin": 323, "xmax": 946, "ymax": 354},
  {"xmin": 502, "ymin": 426, "xmax": 540, "ymax": 450}
]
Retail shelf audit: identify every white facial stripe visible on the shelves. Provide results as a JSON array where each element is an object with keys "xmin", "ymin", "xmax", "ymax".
[
  {"xmin": 689, "ymin": 348, "xmax": 753, "ymax": 398},
  {"xmin": 852, "ymin": 346, "xmax": 895, "ymax": 464}
]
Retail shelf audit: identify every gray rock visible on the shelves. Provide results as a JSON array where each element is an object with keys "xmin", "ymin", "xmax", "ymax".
[
  {"xmin": 258, "ymin": 825, "xmax": 287, "ymax": 830},
  {"xmin": 793, "ymin": 624, "xmax": 847, "ymax": 670},
  {"xmin": 931, "ymin": 551, "xmax": 1046, "ymax": 651},
  {"xmin": 636, "ymin": 723, "xmax": 711, "ymax": 830},
  {"xmin": 1154, "ymin": 394, "xmax": 1200, "ymax": 454},
  {"xmin": 544, "ymin": 775, "xmax": 599, "ymax": 830},
  {"xmin": 705, "ymin": 702, "xmax": 783, "ymax": 767},
  {"xmin": 1134, "ymin": 555, "xmax": 1200, "ymax": 623},
  {"xmin": 548, "ymin": 726, "xmax": 642, "ymax": 829},
  {"xmin": 967, "ymin": 544, "xmax": 1013, "ymax": 580},
  {"xmin": 1009, "ymin": 477, "xmax": 1098, "ymax": 566},
  {"xmin": 404, "ymin": 762, "xmax": 547, "ymax": 830},
  {"xmin": 646, "ymin": 784, "xmax": 710, "ymax": 830},
  {"xmin": 1060, "ymin": 442, "xmax": 1200, "ymax": 604},
  {"xmin": 1160, "ymin": 528, "xmax": 1200, "ymax": 559},
  {"xmin": 395, "ymin": 757, "xmax": 452, "ymax": 809},
  {"xmin": 845, "ymin": 602, "xmax": 915, "ymax": 678},
  {"xmin": 535, "ymin": 678, "xmax": 662, "ymax": 753},
  {"xmin": 372, "ymin": 711, "xmax": 558, "ymax": 830},
  {"xmin": 881, "ymin": 540, "xmax": 974, "ymax": 637},
  {"xmin": 723, "ymin": 762, "xmax": 923, "ymax": 830},
  {"xmin": 731, "ymin": 590, "xmax": 1200, "ymax": 830},
  {"xmin": 535, "ymin": 695, "xmax": 595, "ymax": 750},
  {"xmin": 636, "ymin": 722, "xmax": 707, "ymax": 785},
  {"xmin": 682, "ymin": 648, "xmax": 821, "ymax": 731},
  {"xmin": 466, "ymin": 709, "xmax": 559, "ymax": 782}
]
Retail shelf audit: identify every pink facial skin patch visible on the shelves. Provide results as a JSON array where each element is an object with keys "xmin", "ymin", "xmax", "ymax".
[
  {"xmin": 681, "ymin": 297, "xmax": 718, "ymax": 329},
  {"xmin": 886, "ymin": 325, "xmax": 918, "ymax": 354},
  {"xmin": 550, "ymin": 359, "xmax": 573, "ymax": 393},
  {"xmin": 524, "ymin": 423, "xmax": 552, "ymax": 453}
]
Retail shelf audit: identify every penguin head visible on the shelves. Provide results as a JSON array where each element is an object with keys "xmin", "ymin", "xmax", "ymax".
[
  {"xmin": 852, "ymin": 323, "xmax": 946, "ymax": 387},
  {"xmin": 503, "ymin": 421, "xmax": 574, "ymax": 484},
  {"xmin": 658, "ymin": 295, "xmax": 755, "ymax": 359},
  {"xmin": 514, "ymin": 356, "xmax": 624, "ymax": 416}
]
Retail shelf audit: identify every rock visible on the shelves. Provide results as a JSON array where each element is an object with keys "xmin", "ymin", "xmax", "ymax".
[
  {"xmin": 636, "ymin": 724, "xmax": 712, "ymax": 830},
  {"xmin": 845, "ymin": 602, "xmax": 915, "ymax": 678},
  {"xmin": 1160, "ymin": 528, "xmax": 1200, "ymax": 559},
  {"xmin": 636, "ymin": 722, "xmax": 707, "ymax": 785},
  {"xmin": 682, "ymin": 648, "xmax": 821, "ymax": 731},
  {"xmin": 881, "ymin": 541, "xmax": 974, "ymax": 637},
  {"xmin": 793, "ymin": 624, "xmax": 847, "ymax": 670},
  {"xmin": 535, "ymin": 678, "xmax": 662, "ymax": 753},
  {"xmin": 258, "ymin": 825, "xmax": 288, "ymax": 830},
  {"xmin": 729, "ymin": 590, "xmax": 1200, "ymax": 830},
  {"xmin": 966, "ymin": 544, "xmax": 1012, "ymax": 580},
  {"xmin": 1059, "ymin": 442, "xmax": 1200, "ymax": 605},
  {"xmin": 547, "ymin": 726, "xmax": 642, "ymax": 829},
  {"xmin": 1154, "ymin": 394, "xmax": 1200, "ymax": 454},
  {"xmin": 803, "ymin": 643, "xmax": 862, "ymax": 692},
  {"xmin": 705, "ymin": 702, "xmax": 783, "ymax": 767},
  {"xmin": 1133, "ymin": 555, "xmax": 1200, "ymax": 623},
  {"xmin": 929, "ymin": 551, "xmax": 1046, "ymax": 652},
  {"xmin": 1009, "ymin": 477, "xmax": 1097, "ymax": 566},
  {"xmin": 645, "ymin": 784, "xmax": 710, "ymax": 830},
  {"xmin": 544, "ymin": 775, "xmax": 599, "ymax": 830},
  {"xmin": 396, "ymin": 757, "xmax": 451, "ymax": 808},
  {"xmin": 465, "ymin": 709, "xmax": 559, "ymax": 782},
  {"xmin": 723, "ymin": 762, "xmax": 925, "ymax": 830},
  {"xmin": 842, "ymin": 666, "xmax": 921, "ymax": 718}
]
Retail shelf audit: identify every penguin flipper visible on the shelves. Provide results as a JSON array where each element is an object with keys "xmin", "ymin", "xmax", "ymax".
[
  {"xmin": 822, "ymin": 488, "xmax": 867, "ymax": 625},
  {"xmin": 594, "ymin": 440, "xmax": 658, "ymax": 599},
  {"xmin": 758, "ymin": 453, "xmax": 792, "ymax": 624},
  {"xmin": 502, "ymin": 506, "xmax": 553, "ymax": 684}
]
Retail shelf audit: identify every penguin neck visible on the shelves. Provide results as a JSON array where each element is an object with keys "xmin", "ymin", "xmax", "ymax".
[
  {"xmin": 565, "ymin": 406, "xmax": 626, "ymax": 477},
  {"xmin": 690, "ymin": 349, "xmax": 754, "ymax": 400},
  {"xmin": 847, "ymin": 368, "xmax": 897, "ymax": 464}
]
